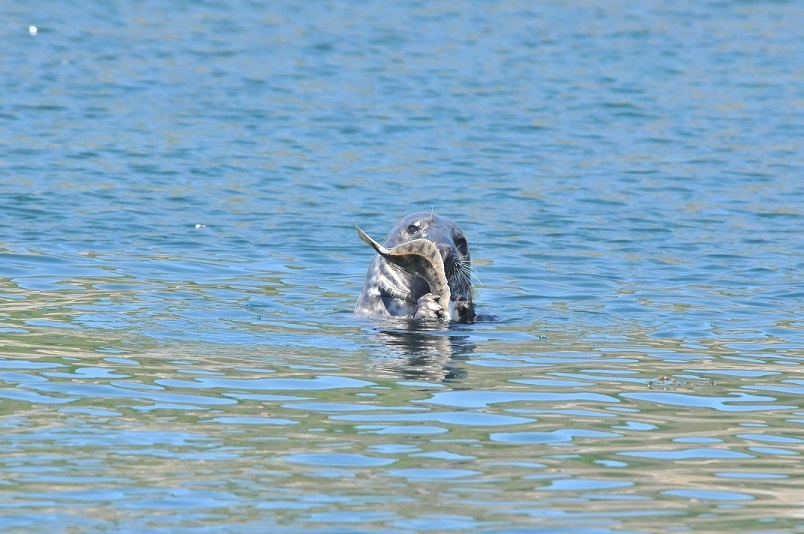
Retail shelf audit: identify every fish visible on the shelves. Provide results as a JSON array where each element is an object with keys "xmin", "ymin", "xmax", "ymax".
[{"xmin": 354, "ymin": 222, "xmax": 451, "ymax": 317}]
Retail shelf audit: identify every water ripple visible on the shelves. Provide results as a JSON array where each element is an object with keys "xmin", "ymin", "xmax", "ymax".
[{"xmin": 2, "ymin": 0, "xmax": 803, "ymax": 531}]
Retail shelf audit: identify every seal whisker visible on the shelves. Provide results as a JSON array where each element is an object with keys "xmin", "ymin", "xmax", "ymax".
[
  {"xmin": 465, "ymin": 265, "xmax": 482, "ymax": 286},
  {"xmin": 454, "ymin": 261, "xmax": 478, "ymax": 287}
]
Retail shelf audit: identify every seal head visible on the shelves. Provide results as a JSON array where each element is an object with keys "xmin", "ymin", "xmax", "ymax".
[{"xmin": 355, "ymin": 212, "xmax": 475, "ymax": 323}]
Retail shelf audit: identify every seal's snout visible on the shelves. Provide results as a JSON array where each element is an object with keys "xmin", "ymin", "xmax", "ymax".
[{"xmin": 436, "ymin": 243, "xmax": 458, "ymax": 275}]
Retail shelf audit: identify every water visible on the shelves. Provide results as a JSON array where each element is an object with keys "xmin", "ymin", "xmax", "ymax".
[{"xmin": 1, "ymin": 0, "xmax": 803, "ymax": 531}]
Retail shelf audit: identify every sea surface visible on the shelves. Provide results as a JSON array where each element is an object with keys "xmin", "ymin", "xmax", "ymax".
[{"xmin": 1, "ymin": 0, "xmax": 803, "ymax": 532}]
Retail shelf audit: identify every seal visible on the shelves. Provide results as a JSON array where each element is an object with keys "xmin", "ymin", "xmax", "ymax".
[{"xmin": 354, "ymin": 212, "xmax": 476, "ymax": 323}]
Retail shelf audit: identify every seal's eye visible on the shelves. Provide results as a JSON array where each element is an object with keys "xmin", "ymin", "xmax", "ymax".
[{"xmin": 406, "ymin": 224, "xmax": 419, "ymax": 234}]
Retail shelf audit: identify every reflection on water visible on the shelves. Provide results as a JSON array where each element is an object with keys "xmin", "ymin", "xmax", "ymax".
[
  {"xmin": 2, "ymin": 327, "xmax": 804, "ymax": 531},
  {"xmin": 2, "ymin": 0, "xmax": 804, "ymax": 531},
  {"xmin": 368, "ymin": 318, "xmax": 476, "ymax": 381}
]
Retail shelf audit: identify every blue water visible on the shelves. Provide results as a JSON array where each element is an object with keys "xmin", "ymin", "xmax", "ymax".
[{"xmin": 2, "ymin": 0, "xmax": 803, "ymax": 532}]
